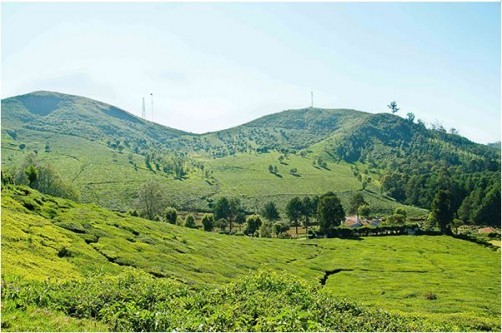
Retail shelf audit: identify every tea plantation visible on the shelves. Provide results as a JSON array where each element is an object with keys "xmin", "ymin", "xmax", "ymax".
[{"xmin": 1, "ymin": 186, "xmax": 500, "ymax": 331}]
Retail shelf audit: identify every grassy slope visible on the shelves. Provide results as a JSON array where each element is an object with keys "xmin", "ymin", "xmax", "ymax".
[
  {"xmin": 2, "ymin": 187, "xmax": 499, "ymax": 330},
  {"xmin": 2, "ymin": 127, "xmax": 426, "ymax": 215}
]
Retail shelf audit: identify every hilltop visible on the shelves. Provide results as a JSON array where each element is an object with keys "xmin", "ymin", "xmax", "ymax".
[{"xmin": 1, "ymin": 91, "xmax": 499, "ymax": 224}]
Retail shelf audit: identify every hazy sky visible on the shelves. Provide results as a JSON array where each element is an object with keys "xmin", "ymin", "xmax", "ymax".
[{"xmin": 2, "ymin": 2, "xmax": 500, "ymax": 143}]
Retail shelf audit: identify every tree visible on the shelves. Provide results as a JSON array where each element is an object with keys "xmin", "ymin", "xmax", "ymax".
[
  {"xmin": 273, "ymin": 221, "xmax": 290, "ymax": 238},
  {"xmin": 244, "ymin": 214, "xmax": 263, "ymax": 236},
  {"xmin": 229, "ymin": 198, "xmax": 242, "ymax": 233},
  {"xmin": 259, "ymin": 220, "xmax": 273, "ymax": 238},
  {"xmin": 358, "ymin": 204, "xmax": 371, "ymax": 219},
  {"xmin": 184, "ymin": 214, "xmax": 197, "ymax": 229},
  {"xmin": 137, "ymin": 180, "xmax": 165, "ymax": 220},
  {"xmin": 201, "ymin": 213, "xmax": 215, "ymax": 231},
  {"xmin": 387, "ymin": 101, "xmax": 399, "ymax": 114},
  {"xmin": 406, "ymin": 112, "xmax": 415, "ymax": 123},
  {"xmin": 164, "ymin": 207, "xmax": 178, "ymax": 224},
  {"xmin": 24, "ymin": 164, "xmax": 39, "ymax": 186},
  {"xmin": 214, "ymin": 197, "xmax": 231, "ymax": 221},
  {"xmin": 262, "ymin": 201, "xmax": 280, "ymax": 222},
  {"xmin": 301, "ymin": 196, "xmax": 314, "ymax": 235},
  {"xmin": 349, "ymin": 192, "xmax": 367, "ymax": 220},
  {"xmin": 317, "ymin": 192, "xmax": 345, "ymax": 236},
  {"xmin": 431, "ymin": 190, "xmax": 453, "ymax": 234},
  {"xmin": 472, "ymin": 183, "xmax": 501, "ymax": 227},
  {"xmin": 216, "ymin": 218, "xmax": 228, "ymax": 232},
  {"xmin": 286, "ymin": 197, "xmax": 303, "ymax": 236}
]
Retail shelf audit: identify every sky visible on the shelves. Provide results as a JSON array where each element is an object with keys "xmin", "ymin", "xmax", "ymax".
[{"xmin": 1, "ymin": 2, "xmax": 501, "ymax": 143}]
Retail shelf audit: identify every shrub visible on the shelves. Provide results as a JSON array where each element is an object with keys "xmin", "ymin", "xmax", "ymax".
[
  {"xmin": 164, "ymin": 207, "xmax": 177, "ymax": 224},
  {"xmin": 201, "ymin": 213, "xmax": 215, "ymax": 231},
  {"xmin": 57, "ymin": 246, "xmax": 72, "ymax": 258},
  {"xmin": 244, "ymin": 215, "xmax": 263, "ymax": 236},
  {"xmin": 216, "ymin": 218, "xmax": 228, "ymax": 232},
  {"xmin": 184, "ymin": 214, "xmax": 197, "ymax": 229}
]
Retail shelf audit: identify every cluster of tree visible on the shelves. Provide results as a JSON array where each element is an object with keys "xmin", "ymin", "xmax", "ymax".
[
  {"xmin": 1, "ymin": 154, "xmax": 80, "ymax": 201},
  {"xmin": 213, "ymin": 197, "xmax": 246, "ymax": 233},
  {"xmin": 382, "ymin": 168, "xmax": 500, "ymax": 226}
]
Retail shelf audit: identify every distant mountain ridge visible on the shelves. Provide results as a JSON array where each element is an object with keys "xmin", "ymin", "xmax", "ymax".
[
  {"xmin": 1, "ymin": 91, "xmax": 499, "ymax": 221},
  {"xmin": 2, "ymin": 91, "xmax": 191, "ymax": 146}
]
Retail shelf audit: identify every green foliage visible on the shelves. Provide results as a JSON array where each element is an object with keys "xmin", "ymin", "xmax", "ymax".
[
  {"xmin": 201, "ymin": 213, "xmax": 215, "ymax": 231},
  {"xmin": 318, "ymin": 192, "xmax": 345, "ymax": 236},
  {"xmin": 184, "ymin": 214, "xmax": 197, "ymax": 229},
  {"xmin": 286, "ymin": 197, "xmax": 303, "ymax": 235},
  {"xmin": 349, "ymin": 192, "xmax": 367, "ymax": 215},
  {"xmin": 262, "ymin": 201, "xmax": 280, "ymax": 222},
  {"xmin": 215, "ymin": 218, "xmax": 228, "ymax": 232},
  {"xmin": 214, "ymin": 197, "xmax": 231, "ymax": 221},
  {"xmin": 273, "ymin": 221, "xmax": 290, "ymax": 237},
  {"xmin": 388, "ymin": 100, "xmax": 400, "ymax": 114},
  {"xmin": 259, "ymin": 220, "xmax": 273, "ymax": 238},
  {"xmin": 2, "ymin": 270, "xmax": 470, "ymax": 332},
  {"xmin": 244, "ymin": 214, "xmax": 262, "ymax": 236},
  {"xmin": 358, "ymin": 204, "xmax": 371, "ymax": 219},
  {"xmin": 136, "ymin": 180, "xmax": 165, "ymax": 220},
  {"xmin": 2, "ymin": 187, "xmax": 500, "ymax": 331},
  {"xmin": 163, "ymin": 207, "xmax": 177, "ymax": 224},
  {"xmin": 24, "ymin": 164, "xmax": 39, "ymax": 186},
  {"xmin": 431, "ymin": 190, "xmax": 453, "ymax": 234}
]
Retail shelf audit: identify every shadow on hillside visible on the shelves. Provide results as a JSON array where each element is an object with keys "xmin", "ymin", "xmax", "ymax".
[
  {"xmin": 273, "ymin": 173, "xmax": 283, "ymax": 178},
  {"xmin": 291, "ymin": 173, "xmax": 301, "ymax": 177}
]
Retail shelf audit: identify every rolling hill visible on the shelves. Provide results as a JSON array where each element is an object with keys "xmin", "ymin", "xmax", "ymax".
[
  {"xmin": 1, "ymin": 186, "xmax": 500, "ymax": 331},
  {"xmin": 1, "ymin": 91, "xmax": 499, "ymax": 222}
]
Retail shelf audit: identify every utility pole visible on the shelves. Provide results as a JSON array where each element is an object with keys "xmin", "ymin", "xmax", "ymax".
[
  {"xmin": 150, "ymin": 93, "xmax": 154, "ymax": 121},
  {"xmin": 142, "ymin": 97, "xmax": 146, "ymax": 119}
]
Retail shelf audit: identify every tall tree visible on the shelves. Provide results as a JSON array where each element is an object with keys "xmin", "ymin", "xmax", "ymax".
[
  {"xmin": 244, "ymin": 214, "xmax": 263, "ymax": 236},
  {"xmin": 349, "ymin": 192, "xmax": 367, "ymax": 221},
  {"xmin": 317, "ymin": 192, "xmax": 345, "ymax": 236},
  {"xmin": 301, "ymin": 196, "xmax": 314, "ymax": 235},
  {"xmin": 262, "ymin": 201, "xmax": 280, "ymax": 222},
  {"xmin": 214, "ymin": 197, "xmax": 231, "ymax": 222},
  {"xmin": 137, "ymin": 180, "xmax": 165, "ymax": 220},
  {"xmin": 431, "ymin": 190, "xmax": 453, "ymax": 234},
  {"xmin": 286, "ymin": 197, "xmax": 303, "ymax": 236},
  {"xmin": 229, "ymin": 197, "xmax": 242, "ymax": 233},
  {"xmin": 201, "ymin": 213, "xmax": 215, "ymax": 231},
  {"xmin": 387, "ymin": 100, "xmax": 400, "ymax": 114}
]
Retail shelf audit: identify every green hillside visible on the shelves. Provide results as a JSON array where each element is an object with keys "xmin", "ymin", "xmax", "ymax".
[
  {"xmin": 1, "ymin": 91, "xmax": 499, "ymax": 225},
  {"xmin": 0, "ymin": 92, "xmax": 419, "ymax": 215},
  {"xmin": 1, "ymin": 186, "xmax": 500, "ymax": 331}
]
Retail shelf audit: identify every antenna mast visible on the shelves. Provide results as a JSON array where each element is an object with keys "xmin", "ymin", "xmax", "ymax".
[
  {"xmin": 311, "ymin": 91, "xmax": 314, "ymax": 109},
  {"xmin": 150, "ymin": 93, "xmax": 154, "ymax": 121},
  {"xmin": 142, "ymin": 97, "xmax": 146, "ymax": 119}
]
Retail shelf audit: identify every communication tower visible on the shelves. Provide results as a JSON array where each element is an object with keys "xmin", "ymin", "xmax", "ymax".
[{"xmin": 142, "ymin": 97, "xmax": 146, "ymax": 119}]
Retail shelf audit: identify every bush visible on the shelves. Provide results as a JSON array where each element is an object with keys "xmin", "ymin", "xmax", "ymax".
[
  {"xmin": 57, "ymin": 246, "xmax": 72, "ymax": 258},
  {"xmin": 214, "ymin": 218, "xmax": 227, "ymax": 232},
  {"xmin": 244, "ymin": 214, "xmax": 263, "ymax": 236},
  {"xmin": 273, "ymin": 221, "xmax": 290, "ymax": 237},
  {"xmin": 164, "ymin": 207, "xmax": 177, "ymax": 224},
  {"xmin": 259, "ymin": 220, "xmax": 273, "ymax": 238},
  {"xmin": 201, "ymin": 213, "xmax": 215, "ymax": 231},
  {"xmin": 184, "ymin": 214, "xmax": 197, "ymax": 229}
]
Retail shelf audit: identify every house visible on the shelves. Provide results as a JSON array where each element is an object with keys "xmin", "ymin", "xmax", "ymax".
[{"xmin": 478, "ymin": 227, "xmax": 498, "ymax": 234}]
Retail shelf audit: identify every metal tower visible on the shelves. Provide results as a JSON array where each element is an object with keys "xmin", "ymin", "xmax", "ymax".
[
  {"xmin": 150, "ymin": 93, "xmax": 154, "ymax": 121},
  {"xmin": 142, "ymin": 97, "xmax": 146, "ymax": 119},
  {"xmin": 311, "ymin": 91, "xmax": 314, "ymax": 109}
]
